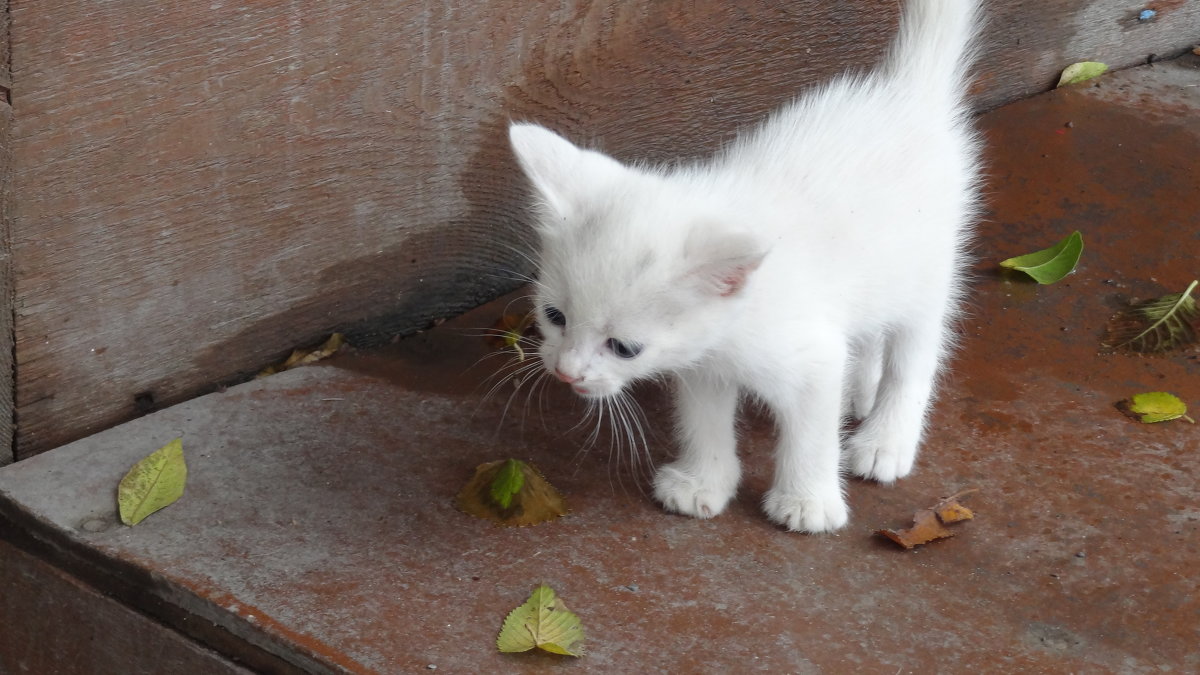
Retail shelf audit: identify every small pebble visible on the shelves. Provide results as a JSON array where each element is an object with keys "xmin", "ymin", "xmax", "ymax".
[
  {"xmin": 1064, "ymin": 121, "xmax": 1074, "ymax": 128},
  {"xmin": 624, "ymin": 584, "xmax": 640, "ymax": 593},
  {"xmin": 1075, "ymin": 551, "xmax": 1086, "ymax": 558},
  {"xmin": 427, "ymin": 665, "xmax": 437, "ymax": 670}
]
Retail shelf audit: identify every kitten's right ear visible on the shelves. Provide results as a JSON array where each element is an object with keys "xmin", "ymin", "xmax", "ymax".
[{"xmin": 509, "ymin": 123, "xmax": 620, "ymax": 218}]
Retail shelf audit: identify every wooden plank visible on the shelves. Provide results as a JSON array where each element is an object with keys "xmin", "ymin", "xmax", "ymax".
[
  {"xmin": 0, "ymin": 540, "xmax": 252, "ymax": 675},
  {"xmin": 9, "ymin": 0, "xmax": 1200, "ymax": 457},
  {"xmin": 0, "ymin": 0, "xmax": 12, "ymax": 465}
]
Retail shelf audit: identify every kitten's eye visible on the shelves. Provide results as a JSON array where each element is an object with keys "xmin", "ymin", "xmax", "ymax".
[
  {"xmin": 544, "ymin": 306, "xmax": 566, "ymax": 327},
  {"xmin": 607, "ymin": 338, "xmax": 643, "ymax": 359}
]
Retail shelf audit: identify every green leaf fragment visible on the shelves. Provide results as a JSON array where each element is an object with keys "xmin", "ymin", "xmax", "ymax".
[
  {"xmin": 1057, "ymin": 62, "xmax": 1108, "ymax": 87},
  {"xmin": 1127, "ymin": 392, "xmax": 1194, "ymax": 424},
  {"xmin": 118, "ymin": 439, "xmax": 188, "ymax": 526},
  {"xmin": 497, "ymin": 585, "xmax": 585, "ymax": 656},
  {"xmin": 999, "ymin": 231, "xmax": 1084, "ymax": 284},
  {"xmin": 489, "ymin": 459, "xmax": 526, "ymax": 509}
]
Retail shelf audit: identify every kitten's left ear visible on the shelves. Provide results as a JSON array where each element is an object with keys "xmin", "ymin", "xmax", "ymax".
[
  {"xmin": 686, "ymin": 232, "xmax": 767, "ymax": 297},
  {"xmin": 509, "ymin": 123, "xmax": 622, "ymax": 218}
]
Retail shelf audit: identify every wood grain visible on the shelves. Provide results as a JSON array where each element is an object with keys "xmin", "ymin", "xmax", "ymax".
[
  {"xmin": 0, "ymin": 540, "xmax": 252, "ymax": 674},
  {"xmin": 0, "ymin": 1, "xmax": 12, "ymax": 465},
  {"xmin": 10, "ymin": 0, "xmax": 1200, "ymax": 457}
]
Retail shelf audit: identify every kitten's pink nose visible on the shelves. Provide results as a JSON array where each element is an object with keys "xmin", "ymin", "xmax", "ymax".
[{"xmin": 554, "ymin": 368, "xmax": 581, "ymax": 384}]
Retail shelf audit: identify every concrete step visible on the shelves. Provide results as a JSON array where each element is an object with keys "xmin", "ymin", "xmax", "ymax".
[{"xmin": 2, "ymin": 55, "xmax": 1198, "ymax": 673}]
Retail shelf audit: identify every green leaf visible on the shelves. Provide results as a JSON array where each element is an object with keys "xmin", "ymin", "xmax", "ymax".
[
  {"xmin": 1057, "ymin": 62, "xmax": 1108, "ymax": 87},
  {"xmin": 489, "ymin": 459, "xmax": 526, "ymax": 509},
  {"xmin": 497, "ymin": 585, "xmax": 585, "ymax": 656},
  {"xmin": 118, "ymin": 439, "xmax": 188, "ymax": 526},
  {"xmin": 1102, "ymin": 280, "xmax": 1199, "ymax": 354},
  {"xmin": 1126, "ymin": 392, "xmax": 1194, "ymax": 424},
  {"xmin": 998, "ymin": 231, "xmax": 1084, "ymax": 284}
]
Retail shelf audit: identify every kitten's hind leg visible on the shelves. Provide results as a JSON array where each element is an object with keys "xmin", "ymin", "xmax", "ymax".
[
  {"xmin": 847, "ymin": 314, "xmax": 947, "ymax": 483},
  {"xmin": 654, "ymin": 371, "xmax": 740, "ymax": 519}
]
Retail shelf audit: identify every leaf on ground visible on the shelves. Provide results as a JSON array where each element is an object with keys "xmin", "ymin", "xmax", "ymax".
[
  {"xmin": 456, "ymin": 459, "xmax": 567, "ymax": 526},
  {"xmin": 1101, "ymin": 280, "xmax": 1199, "ymax": 354},
  {"xmin": 485, "ymin": 313, "xmax": 535, "ymax": 361},
  {"xmin": 998, "ymin": 231, "xmax": 1083, "ymax": 284},
  {"xmin": 1118, "ymin": 391, "xmax": 1195, "ymax": 424},
  {"xmin": 497, "ymin": 585, "xmax": 585, "ymax": 657},
  {"xmin": 877, "ymin": 489, "xmax": 977, "ymax": 550},
  {"xmin": 118, "ymin": 439, "xmax": 188, "ymax": 526},
  {"xmin": 257, "ymin": 333, "xmax": 346, "ymax": 378},
  {"xmin": 1057, "ymin": 62, "xmax": 1107, "ymax": 87},
  {"xmin": 489, "ymin": 459, "xmax": 526, "ymax": 509}
]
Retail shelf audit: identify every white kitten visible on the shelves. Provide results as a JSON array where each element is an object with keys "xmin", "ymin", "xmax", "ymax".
[{"xmin": 508, "ymin": 0, "xmax": 981, "ymax": 532}]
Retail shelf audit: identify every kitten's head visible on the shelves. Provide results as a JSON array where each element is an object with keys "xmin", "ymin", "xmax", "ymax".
[{"xmin": 509, "ymin": 123, "xmax": 765, "ymax": 399}]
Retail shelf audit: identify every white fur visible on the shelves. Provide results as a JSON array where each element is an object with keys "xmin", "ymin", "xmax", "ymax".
[{"xmin": 508, "ymin": 0, "xmax": 982, "ymax": 532}]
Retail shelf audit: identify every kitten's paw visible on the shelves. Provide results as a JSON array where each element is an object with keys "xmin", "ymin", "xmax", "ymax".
[
  {"xmin": 653, "ymin": 464, "xmax": 735, "ymax": 520},
  {"xmin": 762, "ymin": 489, "xmax": 849, "ymax": 533},
  {"xmin": 846, "ymin": 432, "xmax": 916, "ymax": 483}
]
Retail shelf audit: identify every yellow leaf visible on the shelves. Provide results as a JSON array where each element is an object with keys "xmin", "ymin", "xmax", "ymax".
[
  {"xmin": 257, "ymin": 333, "xmax": 347, "ymax": 378},
  {"xmin": 1057, "ymin": 61, "xmax": 1107, "ymax": 87},
  {"xmin": 1122, "ymin": 392, "xmax": 1194, "ymax": 424},
  {"xmin": 118, "ymin": 439, "xmax": 188, "ymax": 526},
  {"xmin": 497, "ymin": 585, "xmax": 585, "ymax": 656}
]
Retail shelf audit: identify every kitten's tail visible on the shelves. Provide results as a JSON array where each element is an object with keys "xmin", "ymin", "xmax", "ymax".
[{"xmin": 885, "ymin": 0, "xmax": 981, "ymax": 105}]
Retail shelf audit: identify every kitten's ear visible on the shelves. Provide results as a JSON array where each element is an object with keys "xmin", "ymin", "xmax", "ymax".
[
  {"xmin": 509, "ymin": 123, "xmax": 622, "ymax": 218},
  {"xmin": 686, "ymin": 232, "xmax": 767, "ymax": 297}
]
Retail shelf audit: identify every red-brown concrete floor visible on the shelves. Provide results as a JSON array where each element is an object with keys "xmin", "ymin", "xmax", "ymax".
[{"xmin": 2, "ymin": 57, "xmax": 1198, "ymax": 674}]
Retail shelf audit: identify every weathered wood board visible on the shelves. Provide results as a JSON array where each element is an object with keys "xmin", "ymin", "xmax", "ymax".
[
  {"xmin": 0, "ymin": 540, "xmax": 253, "ymax": 674},
  {"xmin": 0, "ymin": 3, "xmax": 13, "ymax": 466},
  {"xmin": 10, "ymin": 0, "xmax": 1199, "ymax": 457}
]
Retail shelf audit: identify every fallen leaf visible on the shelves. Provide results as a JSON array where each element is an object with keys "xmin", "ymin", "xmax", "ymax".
[
  {"xmin": 1101, "ymin": 280, "xmax": 1199, "ymax": 354},
  {"xmin": 118, "ymin": 439, "xmax": 188, "ymax": 526},
  {"xmin": 257, "ymin": 333, "xmax": 346, "ymax": 378},
  {"xmin": 497, "ymin": 585, "xmax": 585, "ymax": 657},
  {"xmin": 998, "ymin": 231, "xmax": 1083, "ymax": 284},
  {"xmin": 1057, "ymin": 61, "xmax": 1107, "ymax": 87},
  {"xmin": 1119, "ymin": 391, "xmax": 1195, "ymax": 424},
  {"xmin": 877, "ymin": 489, "xmax": 977, "ymax": 550},
  {"xmin": 456, "ymin": 459, "xmax": 568, "ymax": 526},
  {"xmin": 934, "ymin": 498, "xmax": 975, "ymax": 524},
  {"xmin": 485, "ymin": 313, "xmax": 535, "ymax": 360}
]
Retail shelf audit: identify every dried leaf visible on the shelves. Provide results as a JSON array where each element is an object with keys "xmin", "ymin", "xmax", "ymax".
[
  {"xmin": 497, "ymin": 585, "xmax": 585, "ymax": 656},
  {"xmin": 878, "ymin": 509, "xmax": 953, "ymax": 549},
  {"xmin": 1101, "ymin": 280, "xmax": 1199, "ymax": 354},
  {"xmin": 877, "ymin": 489, "xmax": 977, "ymax": 549},
  {"xmin": 456, "ymin": 459, "xmax": 568, "ymax": 526},
  {"xmin": 1057, "ymin": 61, "xmax": 1107, "ymax": 87},
  {"xmin": 1119, "ymin": 391, "xmax": 1195, "ymax": 424},
  {"xmin": 118, "ymin": 439, "xmax": 188, "ymax": 526},
  {"xmin": 998, "ymin": 231, "xmax": 1083, "ymax": 284},
  {"xmin": 257, "ymin": 333, "xmax": 346, "ymax": 378},
  {"xmin": 934, "ymin": 499, "xmax": 975, "ymax": 524}
]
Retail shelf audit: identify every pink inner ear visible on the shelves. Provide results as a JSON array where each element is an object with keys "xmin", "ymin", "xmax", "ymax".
[{"xmin": 717, "ymin": 266, "xmax": 752, "ymax": 297}]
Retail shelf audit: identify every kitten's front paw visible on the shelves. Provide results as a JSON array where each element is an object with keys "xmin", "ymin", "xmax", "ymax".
[
  {"xmin": 762, "ymin": 489, "xmax": 848, "ymax": 533},
  {"xmin": 653, "ymin": 464, "xmax": 735, "ymax": 520},
  {"xmin": 846, "ymin": 431, "xmax": 916, "ymax": 484}
]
